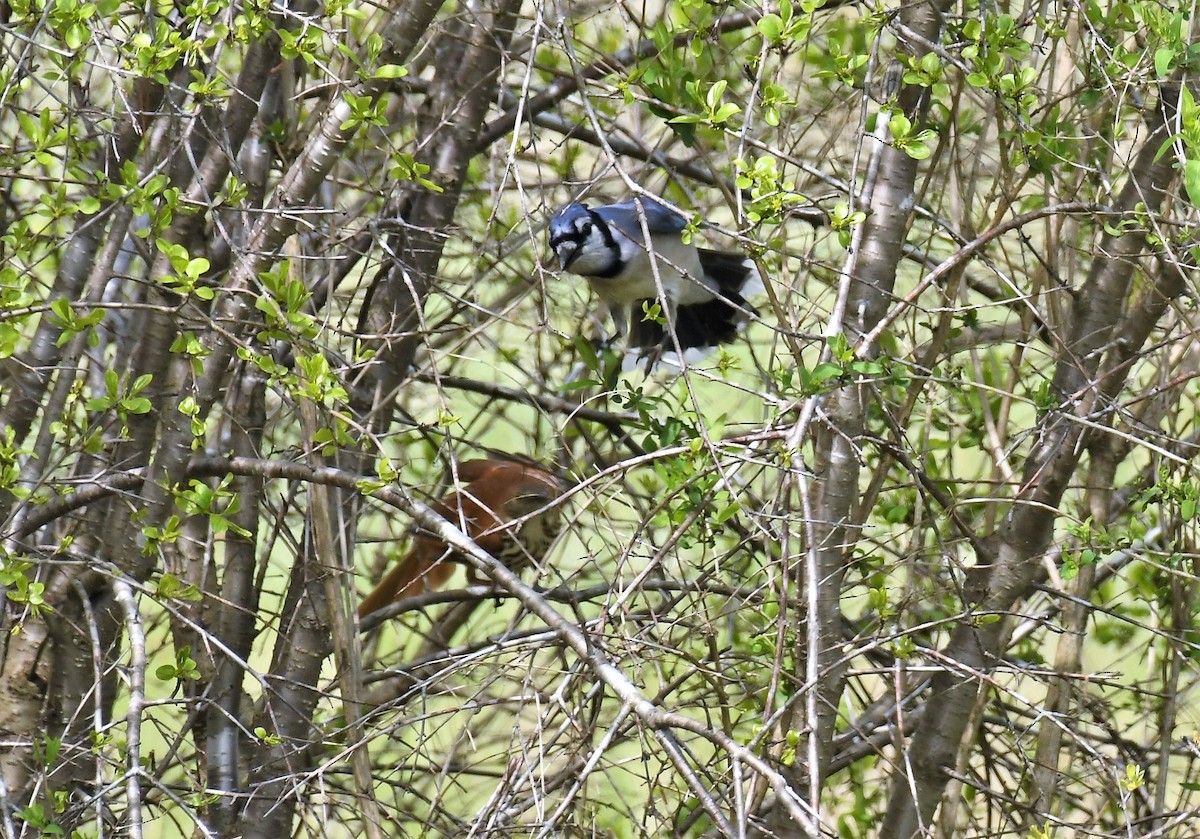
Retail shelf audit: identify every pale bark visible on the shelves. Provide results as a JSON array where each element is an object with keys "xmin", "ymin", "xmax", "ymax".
[{"xmin": 799, "ymin": 0, "xmax": 955, "ymax": 796}]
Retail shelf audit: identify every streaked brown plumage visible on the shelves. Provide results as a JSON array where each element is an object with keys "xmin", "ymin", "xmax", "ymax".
[{"xmin": 358, "ymin": 459, "xmax": 564, "ymax": 618}]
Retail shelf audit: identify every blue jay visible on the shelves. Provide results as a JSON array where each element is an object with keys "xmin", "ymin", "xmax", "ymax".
[{"xmin": 548, "ymin": 196, "xmax": 760, "ymax": 367}]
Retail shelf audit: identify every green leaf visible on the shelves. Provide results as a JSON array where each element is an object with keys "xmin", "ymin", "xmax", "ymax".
[
  {"xmin": 810, "ymin": 361, "xmax": 842, "ymax": 385},
  {"xmin": 641, "ymin": 300, "xmax": 664, "ymax": 324},
  {"xmin": 712, "ymin": 103, "xmax": 742, "ymax": 123},
  {"xmin": 121, "ymin": 397, "xmax": 153, "ymax": 414},
  {"xmin": 1185, "ymin": 159, "xmax": 1200, "ymax": 209},
  {"xmin": 706, "ymin": 79, "xmax": 728, "ymax": 110},
  {"xmin": 905, "ymin": 140, "xmax": 932, "ymax": 160},
  {"xmin": 1153, "ymin": 47, "xmax": 1175, "ymax": 77},
  {"xmin": 186, "ymin": 257, "xmax": 210, "ymax": 278},
  {"xmin": 714, "ymin": 501, "xmax": 741, "ymax": 524},
  {"xmin": 0, "ymin": 323, "xmax": 19, "ymax": 358},
  {"xmin": 356, "ymin": 477, "xmax": 387, "ymax": 494},
  {"xmin": 757, "ymin": 14, "xmax": 783, "ymax": 42},
  {"xmin": 50, "ymin": 296, "xmax": 71, "ymax": 325},
  {"xmin": 372, "ymin": 64, "xmax": 407, "ymax": 79}
]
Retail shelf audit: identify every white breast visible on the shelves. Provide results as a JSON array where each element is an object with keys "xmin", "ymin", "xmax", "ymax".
[{"xmin": 591, "ymin": 236, "xmax": 713, "ymax": 305}]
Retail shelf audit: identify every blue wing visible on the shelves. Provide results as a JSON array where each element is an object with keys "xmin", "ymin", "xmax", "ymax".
[{"xmin": 594, "ymin": 196, "xmax": 688, "ymax": 237}]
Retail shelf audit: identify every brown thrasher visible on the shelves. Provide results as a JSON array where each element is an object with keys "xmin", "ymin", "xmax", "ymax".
[{"xmin": 358, "ymin": 458, "xmax": 564, "ymax": 618}]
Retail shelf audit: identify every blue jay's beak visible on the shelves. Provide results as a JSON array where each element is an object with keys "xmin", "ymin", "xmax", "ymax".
[{"xmin": 553, "ymin": 240, "xmax": 580, "ymax": 270}]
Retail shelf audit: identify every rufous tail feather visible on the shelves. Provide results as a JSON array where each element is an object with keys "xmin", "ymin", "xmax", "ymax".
[{"xmin": 358, "ymin": 542, "xmax": 454, "ymax": 618}]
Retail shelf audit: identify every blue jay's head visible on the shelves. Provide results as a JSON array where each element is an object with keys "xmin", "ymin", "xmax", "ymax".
[{"xmin": 548, "ymin": 203, "xmax": 621, "ymax": 277}]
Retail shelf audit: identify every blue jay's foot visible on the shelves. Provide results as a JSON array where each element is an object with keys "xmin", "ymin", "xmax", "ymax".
[
  {"xmin": 594, "ymin": 332, "xmax": 621, "ymax": 354},
  {"xmin": 628, "ymin": 343, "xmax": 665, "ymax": 376}
]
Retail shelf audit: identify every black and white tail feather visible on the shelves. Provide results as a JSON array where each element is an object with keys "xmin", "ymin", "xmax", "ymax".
[{"xmin": 548, "ymin": 195, "xmax": 760, "ymax": 370}]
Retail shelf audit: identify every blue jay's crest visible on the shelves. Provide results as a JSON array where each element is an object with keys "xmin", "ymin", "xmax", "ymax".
[{"xmin": 548, "ymin": 195, "xmax": 760, "ymax": 369}]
